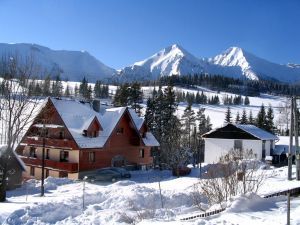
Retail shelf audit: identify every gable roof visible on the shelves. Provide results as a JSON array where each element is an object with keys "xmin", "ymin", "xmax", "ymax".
[
  {"xmin": 235, "ymin": 124, "xmax": 279, "ymax": 141},
  {"xmin": 202, "ymin": 123, "xmax": 278, "ymax": 141},
  {"xmin": 49, "ymin": 98, "xmax": 159, "ymax": 149}
]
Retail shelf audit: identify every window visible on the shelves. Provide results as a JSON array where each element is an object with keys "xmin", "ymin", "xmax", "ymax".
[
  {"xmin": 30, "ymin": 166, "xmax": 35, "ymax": 176},
  {"xmin": 88, "ymin": 152, "xmax": 95, "ymax": 163},
  {"xmin": 116, "ymin": 127, "xmax": 124, "ymax": 135},
  {"xmin": 60, "ymin": 150, "xmax": 69, "ymax": 162},
  {"xmin": 93, "ymin": 131, "xmax": 98, "ymax": 137},
  {"xmin": 139, "ymin": 149, "xmax": 144, "ymax": 158},
  {"xmin": 46, "ymin": 169, "xmax": 49, "ymax": 178},
  {"xmin": 59, "ymin": 130, "xmax": 64, "ymax": 139},
  {"xmin": 46, "ymin": 149, "xmax": 50, "ymax": 159},
  {"xmin": 234, "ymin": 140, "xmax": 243, "ymax": 150},
  {"xmin": 29, "ymin": 147, "xmax": 36, "ymax": 158},
  {"xmin": 262, "ymin": 140, "xmax": 266, "ymax": 159}
]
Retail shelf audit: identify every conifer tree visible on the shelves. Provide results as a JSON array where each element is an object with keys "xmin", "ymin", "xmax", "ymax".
[
  {"xmin": 128, "ymin": 82, "xmax": 143, "ymax": 115},
  {"xmin": 256, "ymin": 104, "xmax": 266, "ymax": 129},
  {"xmin": 240, "ymin": 109, "xmax": 248, "ymax": 124},
  {"xmin": 248, "ymin": 110, "xmax": 254, "ymax": 125},
  {"xmin": 145, "ymin": 97, "xmax": 155, "ymax": 130},
  {"xmin": 51, "ymin": 74, "xmax": 63, "ymax": 97},
  {"xmin": 244, "ymin": 96, "xmax": 250, "ymax": 105},
  {"xmin": 266, "ymin": 106, "xmax": 275, "ymax": 133},
  {"xmin": 224, "ymin": 107, "xmax": 232, "ymax": 124},
  {"xmin": 79, "ymin": 76, "xmax": 90, "ymax": 99},
  {"xmin": 74, "ymin": 84, "xmax": 79, "ymax": 97},
  {"xmin": 181, "ymin": 103, "xmax": 196, "ymax": 149},
  {"xmin": 235, "ymin": 111, "xmax": 240, "ymax": 124},
  {"xmin": 64, "ymin": 85, "xmax": 71, "ymax": 97},
  {"xmin": 42, "ymin": 75, "xmax": 51, "ymax": 96}
]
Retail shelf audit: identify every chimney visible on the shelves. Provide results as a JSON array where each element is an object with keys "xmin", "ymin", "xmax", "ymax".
[{"xmin": 92, "ymin": 99, "xmax": 100, "ymax": 113}]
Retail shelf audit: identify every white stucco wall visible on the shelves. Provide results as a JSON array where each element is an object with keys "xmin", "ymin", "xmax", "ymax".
[{"xmin": 204, "ymin": 138, "xmax": 274, "ymax": 164}]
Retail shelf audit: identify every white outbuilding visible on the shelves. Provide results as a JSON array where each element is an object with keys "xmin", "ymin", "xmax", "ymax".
[{"xmin": 202, "ymin": 124, "xmax": 279, "ymax": 164}]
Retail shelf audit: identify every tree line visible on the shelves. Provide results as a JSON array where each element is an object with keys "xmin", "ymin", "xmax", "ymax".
[
  {"xmin": 141, "ymin": 74, "xmax": 300, "ymax": 97},
  {"xmin": 10, "ymin": 75, "xmax": 110, "ymax": 100},
  {"xmin": 224, "ymin": 104, "xmax": 275, "ymax": 134},
  {"xmin": 176, "ymin": 91, "xmax": 250, "ymax": 106}
]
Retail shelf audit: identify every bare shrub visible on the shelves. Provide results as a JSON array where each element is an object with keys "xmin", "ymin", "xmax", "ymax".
[
  {"xmin": 192, "ymin": 148, "xmax": 268, "ymax": 209},
  {"xmin": 118, "ymin": 198, "xmax": 157, "ymax": 224}
]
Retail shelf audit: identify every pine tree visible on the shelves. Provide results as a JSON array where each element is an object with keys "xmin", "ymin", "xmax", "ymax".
[
  {"xmin": 74, "ymin": 84, "xmax": 79, "ymax": 97},
  {"xmin": 244, "ymin": 96, "xmax": 250, "ymax": 105},
  {"xmin": 240, "ymin": 109, "xmax": 248, "ymax": 124},
  {"xmin": 266, "ymin": 106, "xmax": 275, "ymax": 133},
  {"xmin": 248, "ymin": 110, "xmax": 254, "ymax": 125},
  {"xmin": 52, "ymin": 74, "xmax": 63, "ymax": 97},
  {"xmin": 113, "ymin": 83, "xmax": 130, "ymax": 106},
  {"xmin": 94, "ymin": 80, "xmax": 102, "ymax": 98},
  {"xmin": 235, "ymin": 111, "xmax": 240, "ymax": 124},
  {"xmin": 256, "ymin": 104, "xmax": 267, "ymax": 129},
  {"xmin": 79, "ymin": 76, "xmax": 90, "ymax": 99},
  {"xmin": 181, "ymin": 103, "xmax": 196, "ymax": 149},
  {"xmin": 33, "ymin": 82, "xmax": 42, "ymax": 96},
  {"xmin": 128, "ymin": 82, "xmax": 143, "ymax": 115},
  {"xmin": 64, "ymin": 85, "xmax": 71, "ymax": 97},
  {"xmin": 144, "ymin": 97, "xmax": 155, "ymax": 130},
  {"xmin": 161, "ymin": 83, "xmax": 182, "ymax": 167},
  {"xmin": 42, "ymin": 75, "xmax": 51, "ymax": 96},
  {"xmin": 224, "ymin": 107, "xmax": 232, "ymax": 124}
]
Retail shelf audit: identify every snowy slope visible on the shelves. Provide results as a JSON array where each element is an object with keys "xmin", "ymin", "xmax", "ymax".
[
  {"xmin": 212, "ymin": 47, "xmax": 300, "ymax": 83},
  {"xmin": 0, "ymin": 43, "xmax": 116, "ymax": 82}
]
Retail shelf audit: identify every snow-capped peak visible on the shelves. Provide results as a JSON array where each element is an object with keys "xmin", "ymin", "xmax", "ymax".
[
  {"xmin": 117, "ymin": 44, "xmax": 205, "ymax": 81},
  {"xmin": 212, "ymin": 47, "xmax": 259, "ymax": 80}
]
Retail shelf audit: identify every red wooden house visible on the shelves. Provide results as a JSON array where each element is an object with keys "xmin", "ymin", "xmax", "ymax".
[{"xmin": 16, "ymin": 98, "xmax": 159, "ymax": 180}]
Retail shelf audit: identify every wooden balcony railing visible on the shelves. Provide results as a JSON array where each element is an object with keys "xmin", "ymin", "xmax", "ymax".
[
  {"xmin": 20, "ymin": 156, "xmax": 78, "ymax": 173},
  {"xmin": 24, "ymin": 137, "xmax": 77, "ymax": 149}
]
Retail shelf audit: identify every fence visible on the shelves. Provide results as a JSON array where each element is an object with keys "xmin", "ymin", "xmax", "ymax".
[{"xmin": 180, "ymin": 186, "xmax": 300, "ymax": 221}]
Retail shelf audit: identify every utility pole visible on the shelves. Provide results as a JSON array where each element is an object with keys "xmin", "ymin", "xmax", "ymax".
[
  {"xmin": 287, "ymin": 192, "xmax": 290, "ymax": 225},
  {"xmin": 294, "ymin": 97, "xmax": 300, "ymax": 181},
  {"xmin": 288, "ymin": 97, "xmax": 294, "ymax": 180},
  {"xmin": 41, "ymin": 123, "xmax": 46, "ymax": 197}
]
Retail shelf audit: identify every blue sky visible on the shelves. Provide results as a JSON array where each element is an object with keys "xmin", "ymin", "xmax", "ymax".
[{"xmin": 0, "ymin": 0, "xmax": 299, "ymax": 68}]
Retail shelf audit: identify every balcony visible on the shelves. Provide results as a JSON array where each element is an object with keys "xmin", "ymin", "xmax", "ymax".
[
  {"xmin": 24, "ymin": 137, "xmax": 77, "ymax": 149},
  {"xmin": 20, "ymin": 156, "xmax": 78, "ymax": 173}
]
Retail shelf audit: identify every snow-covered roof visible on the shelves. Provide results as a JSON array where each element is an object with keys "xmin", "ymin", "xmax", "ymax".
[
  {"xmin": 235, "ymin": 124, "xmax": 279, "ymax": 141},
  {"xmin": 203, "ymin": 123, "xmax": 278, "ymax": 141},
  {"xmin": 0, "ymin": 145, "xmax": 26, "ymax": 171},
  {"xmin": 143, "ymin": 132, "xmax": 160, "ymax": 147},
  {"xmin": 49, "ymin": 98, "xmax": 159, "ymax": 149}
]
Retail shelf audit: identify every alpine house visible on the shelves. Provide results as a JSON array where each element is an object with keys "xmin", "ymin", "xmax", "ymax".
[
  {"xmin": 16, "ymin": 98, "xmax": 159, "ymax": 180},
  {"xmin": 202, "ymin": 123, "xmax": 279, "ymax": 164}
]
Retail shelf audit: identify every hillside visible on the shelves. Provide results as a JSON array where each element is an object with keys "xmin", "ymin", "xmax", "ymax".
[{"xmin": 0, "ymin": 43, "xmax": 116, "ymax": 82}]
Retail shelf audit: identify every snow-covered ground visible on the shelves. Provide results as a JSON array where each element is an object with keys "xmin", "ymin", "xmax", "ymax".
[{"xmin": 1, "ymin": 164, "xmax": 300, "ymax": 225}]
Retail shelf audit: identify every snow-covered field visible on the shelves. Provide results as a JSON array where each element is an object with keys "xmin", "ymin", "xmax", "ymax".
[
  {"xmin": 1, "ymin": 163, "xmax": 300, "ymax": 225},
  {"xmin": 0, "ymin": 82, "xmax": 297, "ymax": 224}
]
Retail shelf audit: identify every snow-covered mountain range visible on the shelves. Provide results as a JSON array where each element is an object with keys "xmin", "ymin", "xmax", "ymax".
[
  {"xmin": 0, "ymin": 43, "xmax": 115, "ymax": 82},
  {"xmin": 0, "ymin": 43, "xmax": 299, "ymax": 83},
  {"xmin": 118, "ymin": 44, "xmax": 300, "ymax": 83}
]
